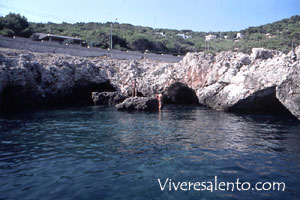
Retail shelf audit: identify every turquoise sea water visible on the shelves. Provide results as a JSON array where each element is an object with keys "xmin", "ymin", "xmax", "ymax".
[{"xmin": 0, "ymin": 105, "xmax": 300, "ymax": 200}]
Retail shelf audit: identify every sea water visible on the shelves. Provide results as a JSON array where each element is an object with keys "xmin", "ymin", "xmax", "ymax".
[{"xmin": 0, "ymin": 105, "xmax": 300, "ymax": 200}]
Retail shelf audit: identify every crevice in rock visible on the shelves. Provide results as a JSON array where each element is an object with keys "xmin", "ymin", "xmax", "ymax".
[
  {"xmin": 227, "ymin": 86, "xmax": 293, "ymax": 115},
  {"xmin": 163, "ymin": 82, "xmax": 199, "ymax": 105}
]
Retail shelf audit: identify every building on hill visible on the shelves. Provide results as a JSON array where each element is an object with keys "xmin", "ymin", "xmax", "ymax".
[
  {"xmin": 205, "ymin": 34, "xmax": 217, "ymax": 41},
  {"xmin": 265, "ymin": 33, "xmax": 275, "ymax": 39},
  {"xmin": 31, "ymin": 33, "xmax": 85, "ymax": 46},
  {"xmin": 177, "ymin": 33, "xmax": 191, "ymax": 39},
  {"xmin": 236, "ymin": 32, "xmax": 244, "ymax": 39},
  {"xmin": 155, "ymin": 32, "xmax": 166, "ymax": 37}
]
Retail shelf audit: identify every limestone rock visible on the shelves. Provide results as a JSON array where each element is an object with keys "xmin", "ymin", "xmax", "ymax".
[
  {"xmin": 92, "ymin": 92, "xmax": 126, "ymax": 106},
  {"xmin": 0, "ymin": 49, "xmax": 109, "ymax": 111},
  {"xmin": 1, "ymin": 46, "xmax": 300, "ymax": 119},
  {"xmin": 179, "ymin": 48, "xmax": 292, "ymax": 113},
  {"xmin": 276, "ymin": 63, "xmax": 300, "ymax": 119},
  {"xmin": 115, "ymin": 97, "xmax": 158, "ymax": 111},
  {"xmin": 295, "ymin": 46, "xmax": 300, "ymax": 60},
  {"xmin": 250, "ymin": 48, "xmax": 274, "ymax": 60}
]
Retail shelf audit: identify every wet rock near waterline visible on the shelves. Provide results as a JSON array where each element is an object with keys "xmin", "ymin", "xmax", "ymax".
[
  {"xmin": 92, "ymin": 91, "xmax": 126, "ymax": 106},
  {"xmin": 115, "ymin": 97, "xmax": 158, "ymax": 111}
]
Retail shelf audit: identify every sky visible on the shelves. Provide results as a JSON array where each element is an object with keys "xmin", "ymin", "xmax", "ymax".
[{"xmin": 0, "ymin": 0, "xmax": 299, "ymax": 32}]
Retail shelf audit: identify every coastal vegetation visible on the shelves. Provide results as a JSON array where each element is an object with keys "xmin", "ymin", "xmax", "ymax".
[{"xmin": 1, "ymin": 13, "xmax": 300, "ymax": 54}]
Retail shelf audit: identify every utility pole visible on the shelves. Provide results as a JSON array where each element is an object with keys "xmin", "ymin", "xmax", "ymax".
[
  {"xmin": 208, "ymin": 40, "xmax": 210, "ymax": 52},
  {"xmin": 205, "ymin": 39, "xmax": 210, "ymax": 52},
  {"xmin": 48, "ymin": 25, "xmax": 52, "ymax": 42},
  {"xmin": 110, "ymin": 23, "xmax": 113, "ymax": 50},
  {"xmin": 110, "ymin": 18, "xmax": 118, "ymax": 50},
  {"xmin": 154, "ymin": 17, "xmax": 156, "ymax": 36}
]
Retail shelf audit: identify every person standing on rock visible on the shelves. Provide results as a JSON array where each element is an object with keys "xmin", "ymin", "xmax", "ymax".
[
  {"xmin": 156, "ymin": 93, "xmax": 163, "ymax": 111},
  {"xmin": 132, "ymin": 78, "xmax": 137, "ymax": 97}
]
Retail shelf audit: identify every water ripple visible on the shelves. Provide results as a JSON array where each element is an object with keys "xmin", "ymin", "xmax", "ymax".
[{"xmin": 0, "ymin": 105, "xmax": 300, "ymax": 199}]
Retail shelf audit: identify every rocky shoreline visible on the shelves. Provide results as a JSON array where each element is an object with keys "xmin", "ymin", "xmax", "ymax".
[{"xmin": 0, "ymin": 47, "xmax": 299, "ymax": 119}]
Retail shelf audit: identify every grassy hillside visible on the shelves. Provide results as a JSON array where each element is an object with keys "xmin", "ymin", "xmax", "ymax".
[{"xmin": 1, "ymin": 13, "xmax": 300, "ymax": 54}]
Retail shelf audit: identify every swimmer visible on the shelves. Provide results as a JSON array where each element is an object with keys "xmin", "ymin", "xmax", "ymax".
[{"xmin": 156, "ymin": 93, "xmax": 163, "ymax": 111}]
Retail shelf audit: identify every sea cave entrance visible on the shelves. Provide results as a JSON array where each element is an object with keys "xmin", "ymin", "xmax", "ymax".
[{"xmin": 163, "ymin": 82, "xmax": 199, "ymax": 105}]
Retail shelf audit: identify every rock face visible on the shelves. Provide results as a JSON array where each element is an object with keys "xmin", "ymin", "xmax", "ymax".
[
  {"xmin": 115, "ymin": 97, "xmax": 158, "ymax": 111},
  {"xmin": 250, "ymin": 48, "xmax": 274, "ymax": 60},
  {"xmin": 177, "ymin": 48, "xmax": 296, "ymax": 114},
  {"xmin": 0, "ymin": 49, "xmax": 112, "ymax": 111},
  {"xmin": 276, "ymin": 64, "xmax": 300, "ymax": 119},
  {"xmin": 295, "ymin": 46, "xmax": 300, "ymax": 61},
  {"xmin": 92, "ymin": 92, "xmax": 126, "ymax": 105},
  {"xmin": 1, "ymin": 47, "xmax": 300, "ymax": 119}
]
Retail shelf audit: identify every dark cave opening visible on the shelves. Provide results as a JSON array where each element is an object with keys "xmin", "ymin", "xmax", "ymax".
[
  {"xmin": 227, "ymin": 86, "xmax": 293, "ymax": 115},
  {"xmin": 61, "ymin": 81, "xmax": 116, "ymax": 106},
  {"xmin": 0, "ymin": 81, "xmax": 116, "ymax": 113},
  {"xmin": 163, "ymin": 82, "xmax": 199, "ymax": 105}
]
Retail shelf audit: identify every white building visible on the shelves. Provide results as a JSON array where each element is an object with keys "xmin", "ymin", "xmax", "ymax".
[
  {"xmin": 205, "ymin": 34, "xmax": 217, "ymax": 41},
  {"xmin": 236, "ymin": 32, "xmax": 244, "ymax": 39},
  {"xmin": 265, "ymin": 33, "xmax": 275, "ymax": 39},
  {"xmin": 177, "ymin": 33, "xmax": 191, "ymax": 39},
  {"xmin": 155, "ymin": 32, "xmax": 166, "ymax": 37}
]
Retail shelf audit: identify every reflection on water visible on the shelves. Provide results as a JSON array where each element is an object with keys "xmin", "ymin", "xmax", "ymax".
[{"xmin": 0, "ymin": 105, "xmax": 300, "ymax": 200}]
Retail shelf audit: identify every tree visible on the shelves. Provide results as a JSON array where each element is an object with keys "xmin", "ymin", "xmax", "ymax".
[
  {"xmin": 112, "ymin": 35, "xmax": 128, "ymax": 49},
  {"xmin": 131, "ymin": 38, "xmax": 153, "ymax": 51},
  {"xmin": 0, "ymin": 13, "xmax": 33, "ymax": 37}
]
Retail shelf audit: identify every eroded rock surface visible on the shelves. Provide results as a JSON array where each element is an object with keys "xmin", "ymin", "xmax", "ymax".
[
  {"xmin": 92, "ymin": 92, "xmax": 126, "ymax": 106},
  {"xmin": 0, "ymin": 50, "xmax": 113, "ymax": 111},
  {"xmin": 1, "ymin": 47, "xmax": 300, "ymax": 119},
  {"xmin": 277, "ymin": 64, "xmax": 300, "ymax": 119},
  {"xmin": 177, "ymin": 49, "xmax": 295, "ymax": 114},
  {"xmin": 115, "ymin": 97, "xmax": 158, "ymax": 111}
]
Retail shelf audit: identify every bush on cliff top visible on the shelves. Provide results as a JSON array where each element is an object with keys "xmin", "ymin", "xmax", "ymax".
[{"xmin": 0, "ymin": 13, "xmax": 33, "ymax": 37}]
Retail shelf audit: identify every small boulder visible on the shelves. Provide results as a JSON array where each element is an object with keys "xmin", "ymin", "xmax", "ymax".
[
  {"xmin": 116, "ymin": 97, "xmax": 158, "ymax": 111},
  {"xmin": 251, "ymin": 48, "xmax": 273, "ymax": 60}
]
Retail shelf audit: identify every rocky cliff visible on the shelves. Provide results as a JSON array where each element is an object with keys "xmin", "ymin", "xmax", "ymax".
[
  {"xmin": 0, "ymin": 47, "xmax": 299, "ymax": 119},
  {"xmin": 177, "ymin": 49, "xmax": 293, "ymax": 113},
  {"xmin": 0, "ymin": 49, "xmax": 112, "ymax": 111}
]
